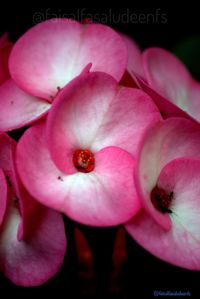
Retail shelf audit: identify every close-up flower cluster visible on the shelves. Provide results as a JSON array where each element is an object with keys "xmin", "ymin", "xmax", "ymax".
[{"xmin": 0, "ymin": 12, "xmax": 200, "ymax": 295}]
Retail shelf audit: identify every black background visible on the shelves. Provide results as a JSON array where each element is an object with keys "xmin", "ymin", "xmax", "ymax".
[
  {"xmin": 0, "ymin": 7, "xmax": 200, "ymax": 298},
  {"xmin": 1, "ymin": 8, "xmax": 199, "ymax": 52}
]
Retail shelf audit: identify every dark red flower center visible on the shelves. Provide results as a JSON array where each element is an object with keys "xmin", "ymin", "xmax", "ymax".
[
  {"xmin": 73, "ymin": 149, "xmax": 95, "ymax": 173},
  {"xmin": 151, "ymin": 186, "xmax": 173, "ymax": 214}
]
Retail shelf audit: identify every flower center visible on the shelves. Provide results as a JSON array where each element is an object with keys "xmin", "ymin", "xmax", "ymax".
[
  {"xmin": 73, "ymin": 149, "xmax": 95, "ymax": 173},
  {"xmin": 150, "ymin": 186, "xmax": 173, "ymax": 214}
]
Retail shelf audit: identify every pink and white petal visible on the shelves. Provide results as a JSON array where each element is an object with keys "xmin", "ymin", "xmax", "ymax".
[
  {"xmin": 143, "ymin": 48, "xmax": 191, "ymax": 108},
  {"xmin": 0, "ymin": 132, "xmax": 29, "ymax": 239},
  {"xmin": 121, "ymin": 33, "xmax": 143, "ymax": 76},
  {"xmin": 0, "ymin": 199, "xmax": 67, "ymax": 286},
  {"xmin": 16, "ymin": 122, "xmax": 68, "ymax": 210},
  {"xmin": 0, "ymin": 79, "xmax": 50, "ymax": 131},
  {"xmin": 134, "ymin": 72, "xmax": 194, "ymax": 120},
  {"xmin": 0, "ymin": 169, "xmax": 7, "ymax": 226},
  {"xmin": 9, "ymin": 19, "xmax": 127, "ymax": 99},
  {"xmin": 17, "ymin": 122, "xmax": 140, "ymax": 226},
  {"xmin": 135, "ymin": 117, "xmax": 200, "ymax": 230},
  {"xmin": 47, "ymin": 72, "xmax": 117, "ymax": 173},
  {"xmin": 9, "ymin": 142, "xmax": 34, "ymax": 240},
  {"xmin": 13, "ymin": 147, "xmax": 57, "ymax": 242},
  {"xmin": 0, "ymin": 127, "xmax": 67, "ymax": 283},
  {"xmin": 0, "ymin": 128, "xmax": 67, "ymax": 283},
  {"xmin": 91, "ymin": 86, "xmax": 161, "ymax": 154},
  {"xmin": 47, "ymin": 72, "xmax": 161, "ymax": 173},
  {"xmin": 78, "ymin": 23, "xmax": 127, "ymax": 79},
  {"xmin": 126, "ymin": 158, "xmax": 200, "ymax": 270},
  {"xmin": 0, "ymin": 33, "xmax": 12, "ymax": 85},
  {"xmin": 61, "ymin": 146, "xmax": 140, "ymax": 226},
  {"xmin": 187, "ymin": 79, "xmax": 200, "ymax": 121}
]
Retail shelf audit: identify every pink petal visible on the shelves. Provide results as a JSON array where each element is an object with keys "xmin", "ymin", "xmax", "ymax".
[
  {"xmin": 17, "ymin": 122, "xmax": 140, "ymax": 226},
  {"xmin": 0, "ymin": 33, "xmax": 12, "ymax": 85},
  {"xmin": 0, "ymin": 199, "xmax": 67, "ymax": 286},
  {"xmin": 134, "ymin": 72, "xmax": 193, "ymax": 120},
  {"xmin": 47, "ymin": 72, "xmax": 161, "ymax": 174},
  {"xmin": 188, "ymin": 79, "xmax": 200, "ymax": 121},
  {"xmin": 143, "ymin": 47, "xmax": 191, "ymax": 108},
  {"xmin": 91, "ymin": 86, "xmax": 161, "ymax": 153},
  {"xmin": 126, "ymin": 158, "xmax": 200, "ymax": 270},
  {"xmin": 0, "ymin": 169, "xmax": 7, "ymax": 226},
  {"xmin": 0, "ymin": 133, "xmax": 15, "ymax": 174},
  {"xmin": 0, "ymin": 134, "xmax": 21, "ymax": 208},
  {"xmin": 9, "ymin": 19, "xmax": 127, "ymax": 99},
  {"xmin": 141, "ymin": 48, "xmax": 200, "ymax": 122},
  {"xmin": 0, "ymin": 79, "xmax": 50, "ymax": 131},
  {"xmin": 16, "ymin": 121, "xmax": 67, "ymax": 208},
  {"xmin": 60, "ymin": 146, "xmax": 140, "ymax": 226},
  {"xmin": 121, "ymin": 33, "xmax": 143, "ymax": 76},
  {"xmin": 10, "ymin": 141, "xmax": 37, "ymax": 240},
  {"xmin": 0, "ymin": 133, "xmax": 16, "ymax": 226},
  {"xmin": 135, "ymin": 118, "xmax": 200, "ymax": 230},
  {"xmin": 0, "ymin": 132, "xmax": 67, "ymax": 286}
]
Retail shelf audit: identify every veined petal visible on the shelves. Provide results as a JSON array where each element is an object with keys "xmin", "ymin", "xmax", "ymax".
[
  {"xmin": 135, "ymin": 118, "xmax": 200, "ymax": 230},
  {"xmin": 17, "ymin": 122, "xmax": 140, "ymax": 226},
  {"xmin": 143, "ymin": 47, "xmax": 191, "ymax": 109},
  {"xmin": 47, "ymin": 72, "xmax": 161, "ymax": 174},
  {"xmin": 133, "ymin": 72, "xmax": 193, "ymax": 120},
  {"xmin": 121, "ymin": 33, "xmax": 143, "ymax": 76},
  {"xmin": 187, "ymin": 79, "xmax": 200, "ymax": 121},
  {"xmin": 126, "ymin": 158, "xmax": 200, "ymax": 270},
  {"xmin": 9, "ymin": 18, "xmax": 127, "ymax": 99},
  {"xmin": 0, "ymin": 79, "xmax": 50, "ymax": 131},
  {"xmin": 0, "ymin": 131, "xmax": 67, "ymax": 286},
  {"xmin": 0, "ymin": 198, "xmax": 66, "ymax": 286}
]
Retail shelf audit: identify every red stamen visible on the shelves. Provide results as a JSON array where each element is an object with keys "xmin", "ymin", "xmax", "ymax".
[{"xmin": 73, "ymin": 149, "xmax": 95, "ymax": 173}]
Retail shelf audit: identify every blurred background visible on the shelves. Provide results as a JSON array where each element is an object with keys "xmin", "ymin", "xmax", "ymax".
[{"xmin": 0, "ymin": 7, "xmax": 200, "ymax": 298}]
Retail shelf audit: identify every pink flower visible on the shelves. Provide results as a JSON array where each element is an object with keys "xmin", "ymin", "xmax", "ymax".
[
  {"xmin": 133, "ymin": 47, "xmax": 200, "ymax": 122},
  {"xmin": 0, "ymin": 18, "xmax": 128, "ymax": 132},
  {"xmin": 119, "ymin": 34, "xmax": 143, "ymax": 88},
  {"xmin": 0, "ymin": 33, "xmax": 12, "ymax": 85},
  {"xmin": 126, "ymin": 117, "xmax": 200, "ymax": 269},
  {"xmin": 0, "ymin": 133, "xmax": 67, "ymax": 286},
  {"xmin": 16, "ymin": 72, "xmax": 161, "ymax": 226},
  {"xmin": 121, "ymin": 34, "xmax": 143, "ymax": 78}
]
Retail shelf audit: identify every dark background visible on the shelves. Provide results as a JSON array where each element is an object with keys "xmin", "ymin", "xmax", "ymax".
[{"xmin": 0, "ymin": 7, "xmax": 200, "ymax": 298}]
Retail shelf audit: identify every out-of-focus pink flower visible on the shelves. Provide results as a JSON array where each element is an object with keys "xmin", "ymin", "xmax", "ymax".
[
  {"xmin": 0, "ymin": 33, "xmax": 12, "ymax": 85},
  {"xmin": 0, "ymin": 133, "xmax": 67, "ymax": 286},
  {"xmin": 16, "ymin": 72, "xmax": 161, "ymax": 226},
  {"xmin": 119, "ymin": 34, "xmax": 143, "ymax": 88},
  {"xmin": 122, "ymin": 34, "xmax": 143, "ymax": 77},
  {"xmin": 0, "ymin": 18, "xmax": 128, "ymax": 132},
  {"xmin": 126, "ymin": 117, "xmax": 200, "ymax": 269},
  {"xmin": 134, "ymin": 47, "xmax": 200, "ymax": 122}
]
